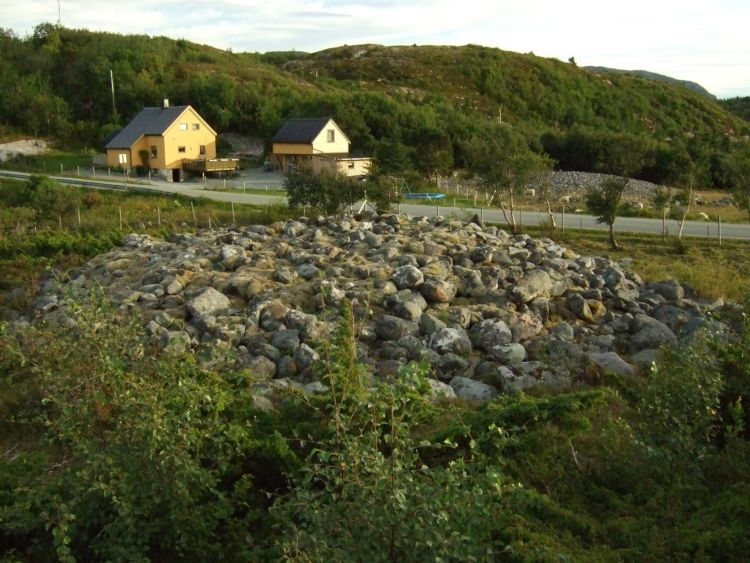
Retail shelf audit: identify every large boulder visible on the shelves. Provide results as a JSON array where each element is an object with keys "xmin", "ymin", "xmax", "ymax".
[
  {"xmin": 470, "ymin": 319, "xmax": 513, "ymax": 352},
  {"xmin": 375, "ymin": 315, "xmax": 420, "ymax": 341},
  {"xmin": 429, "ymin": 327, "xmax": 472, "ymax": 356},
  {"xmin": 509, "ymin": 269, "xmax": 553, "ymax": 303},
  {"xmin": 391, "ymin": 265, "xmax": 424, "ymax": 290},
  {"xmin": 187, "ymin": 287, "xmax": 230, "ymax": 318},
  {"xmin": 449, "ymin": 376, "xmax": 498, "ymax": 402}
]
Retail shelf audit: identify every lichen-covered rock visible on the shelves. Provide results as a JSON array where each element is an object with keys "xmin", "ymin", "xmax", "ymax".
[
  {"xmin": 375, "ymin": 315, "xmax": 419, "ymax": 341},
  {"xmin": 449, "ymin": 376, "xmax": 498, "ymax": 401},
  {"xmin": 429, "ymin": 327, "xmax": 472, "ymax": 356},
  {"xmin": 391, "ymin": 264, "xmax": 424, "ymax": 290},
  {"xmin": 470, "ymin": 319, "xmax": 513, "ymax": 352},
  {"xmin": 187, "ymin": 287, "xmax": 230, "ymax": 318}
]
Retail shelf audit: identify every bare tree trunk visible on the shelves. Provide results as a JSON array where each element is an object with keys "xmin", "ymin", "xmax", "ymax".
[
  {"xmin": 608, "ymin": 223, "xmax": 622, "ymax": 250},
  {"xmin": 499, "ymin": 186, "xmax": 518, "ymax": 233},
  {"xmin": 677, "ymin": 181, "xmax": 694, "ymax": 240},
  {"xmin": 545, "ymin": 197, "xmax": 557, "ymax": 229}
]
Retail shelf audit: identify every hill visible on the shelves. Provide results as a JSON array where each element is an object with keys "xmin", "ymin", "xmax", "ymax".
[
  {"xmin": 1, "ymin": 26, "xmax": 749, "ymax": 187},
  {"xmin": 584, "ymin": 66, "xmax": 716, "ymax": 99},
  {"xmin": 721, "ymin": 96, "xmax": 750, "ymax": 121}
]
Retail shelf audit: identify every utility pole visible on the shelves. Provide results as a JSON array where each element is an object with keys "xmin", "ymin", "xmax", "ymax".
[{"xmin": 57, "ymin": 0, "xmax": 61, "ymax": 26}]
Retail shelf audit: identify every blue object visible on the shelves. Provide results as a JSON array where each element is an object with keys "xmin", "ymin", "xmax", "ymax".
[{"xmin": 403, "ymin": 193, "xmax": 446, "ymax": 200}]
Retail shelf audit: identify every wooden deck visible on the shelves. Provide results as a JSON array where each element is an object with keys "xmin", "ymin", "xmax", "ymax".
[{"xmin": 183, "ymin": 158, "xmax": 240, "ymax": 172}]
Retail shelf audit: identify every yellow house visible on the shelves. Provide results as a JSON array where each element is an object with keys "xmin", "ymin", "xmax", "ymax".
[
  {"xmin": 271, "ymin": 117, "xmax": 371, "ymax": 177},
  {"xmin": 105, "ymin": 101, "xmax": 231, "ymax": 182}
]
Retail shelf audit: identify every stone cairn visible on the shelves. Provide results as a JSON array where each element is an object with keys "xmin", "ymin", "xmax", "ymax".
[{"xmin": 26, "ymin": 213, "xmax": 732, "ymax": 405}]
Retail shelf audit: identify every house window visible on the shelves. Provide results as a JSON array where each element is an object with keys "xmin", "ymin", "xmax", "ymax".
[
  {"xmin": 199, "ymin": 145, "xmax": 206, "ymax": 156},
  {"xmin": 178, "ymin": 146, "xmax": 186, "ymax": 153},
  {"xmin": 118, "ymin": 153, "xmax": 127, "ymax": 164},
  {"xmin": 150, "ymin": 145, "xmax": 157, "ymax": 158},
  {"xmin": 179, "ymin": 123, "xmax": 188, "ymax": 130},
  {"xmin": 192, "ymin": 123, "xmax": 200, "ymax": 130},
  {"xmin": 327, "ymin": 129, "xmax": 335, "ymax": 142}
]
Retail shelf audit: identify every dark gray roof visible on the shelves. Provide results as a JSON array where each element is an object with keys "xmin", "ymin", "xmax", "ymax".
[
  {"xmin": 271, "ymin": 118, "xmax": 332, "ymax": 144},
  {"xmin": 105, "ymin": 106, "xmax": 189, "ymax": 149}
]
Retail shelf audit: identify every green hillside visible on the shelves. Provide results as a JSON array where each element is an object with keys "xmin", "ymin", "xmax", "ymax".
[
  {"xmin": 1, "ymin": 25, "xmax": 749, "ymax": 187},
  {"xmin": 722, "ymin": 96, "xmax": 750, "ymax": 122}
]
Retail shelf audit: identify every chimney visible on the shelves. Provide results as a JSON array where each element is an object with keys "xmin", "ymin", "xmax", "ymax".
[{"xmin": 163, "ymin": 98, "xmax": 170, "ymax": 109}]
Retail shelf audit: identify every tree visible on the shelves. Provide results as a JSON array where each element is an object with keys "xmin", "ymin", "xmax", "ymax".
[
  {"xmin": 503, "ymin": 152, "xmax": 554, "ymax": 234},
  {"xmin": 728, "ymin": 147, "xmax": 750, "ymax": 222},
  {"xmin": 652, "ymin": 186, "xmax": 672, "ymax": 239},
  {"xmin": 586, "ymin": 177, "xmax": 628, "ymax": 250},
  {"xmin": 673, "ymin": 174, "xmax": 696, "ymax": 240},
  {"xmin": 285, "ymin": 169, "xmax": 382, "ymax": 216}
]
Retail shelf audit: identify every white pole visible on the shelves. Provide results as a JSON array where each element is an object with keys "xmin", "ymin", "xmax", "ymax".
[{"xmin": 92, "ymin": 166, "xmax": 95, "ymax": 178}]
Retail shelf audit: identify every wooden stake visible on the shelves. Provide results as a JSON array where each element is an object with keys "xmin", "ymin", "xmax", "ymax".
[
  {"xmin": 561, "ymin": 206, "xmax": 565, "ymax": 235},
  {"xmin": 58, "ymin": 215, "xmax": 63, "ymax": 230},
  {"xmin": 157, "ymin": 205, "xmax": 161, "ymax": 227},
  {"xmin": 231, "ymin": 201, "xmax": 235, "ymax": 224},
  {"xmin": 77, "ymin": 207, "xmax": 81, "ymax": 228},
  {"xmin": 718, "ymin": 215, "xmax": 722, "ymax": 246},
  {"xmin": 118, "ymin": 206, "xmax": 123, "ymax": 230},
  {"xmin": 191, "ymin": 201, "xmax": 197, "ymax": 227}
]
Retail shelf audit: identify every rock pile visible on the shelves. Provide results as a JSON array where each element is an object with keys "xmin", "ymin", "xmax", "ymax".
[{"xmin": 26, "ymin": 214, "xmax": 731, "ymax": 402}]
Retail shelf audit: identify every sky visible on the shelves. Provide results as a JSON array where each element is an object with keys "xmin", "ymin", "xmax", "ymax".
[{"xmin": 3, "ymin": 0, "xmax": 749, "ymax": 98}]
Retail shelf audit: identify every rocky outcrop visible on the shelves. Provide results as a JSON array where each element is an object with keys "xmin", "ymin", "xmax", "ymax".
[{"xmin": 26, "ymin": 213, "xmax": 733, "ymax": 404}]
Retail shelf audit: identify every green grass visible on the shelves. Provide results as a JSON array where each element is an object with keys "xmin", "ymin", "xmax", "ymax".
[
  {"xmin": 0, "ymin": 150, "xmax": 95, "ymax": 174},
  {"xmin": 532, "ymin": 225, "xmax": 750, "ymax": 301}
]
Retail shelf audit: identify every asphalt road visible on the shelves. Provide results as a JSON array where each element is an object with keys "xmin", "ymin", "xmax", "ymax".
[{"xmin": 2, "ymin": 169, "xmax": 749, "ymax": 241}]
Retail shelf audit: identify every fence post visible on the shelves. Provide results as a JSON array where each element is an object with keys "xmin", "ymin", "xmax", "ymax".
[
  {"xmin": 480, "ymin": 207, "xmax": 484, "ymax": 223},
  {"xmin": 398, "ymin": 203, "xmax": 401, "ymax": 215},
  {"xmin": 157, "ymin": 205, "xmax": 161, "ymax": 227},
  {"xmin": 520, "ymin": 209, "xmax": 523, "ymax": 231},
  {"xmin": 191, "ymin": 201, "xmax": 197, "ymax": 227},
  {"xmin": 436, "ymin": 204, "xmax": 440, "ymax": 217},
  {"xmin": 231, "ymin": 201, "xmax": 236, "ymax": 224},
  {"xmin": 118, "ymin": 206, "xmax": 123, "ymax": 230},
  {"xmin": 718, "ymin": 215, "xmax": 722, "ymax": 246},
  {"xmin": 108, "ymin": 168, "xmax": 111, "ymax": 177},
  {"xmin": 561, "ymin": 206, "xmax": 565, "ymax": 235},
  {"xmin": 60, "ymin": 163, "xmax": 63, "ymax": 174},
  {"xmin": 77, "ymin": 166, "xmax": 80, "ymax": 177},
  {"xmin": 77, "ymin": 207, "xmax": 81, "ymax": 228},
  {"xmin": 92, "ymin": 166, "xmax": 96, "ymax": 178}
]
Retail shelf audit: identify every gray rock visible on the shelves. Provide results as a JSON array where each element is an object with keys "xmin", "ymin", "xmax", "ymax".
[
  {"xmin": 429, "ymin": 327, "xmax": 472, "ymax": 355},
  {"xmin": 470, "ymin": 319, "xmax": 512, "ymax": 352},
  {"xmin": 652, "ymin": 279, "xmax": 684, "ymax": 301},
  {"xmin": 274, "ymin": 268, "xmax": 298, "ymax": 284},
  {"xmin": 549, "ymin": 322, "xmax": 575, "ymax": 341},
  {"xmin": 419, "ymin": 313, "xmax": 447, "ymax": 336},
  {"xmin": 294, "ymin": 344, "xmax": 320, "ymax": 372},
  {"xmin": 187, "ymin": 287, "xmax": 230, "ymax": 318},
  {"xmin": 449, "ymin": 376, "xmax": 498, "ymax": 402},
  {"xmin": 630, "ymin": 349, "xmax": 659, "ymax": 370},
  {"xmin": 420, "ymin": 278, "xmax": 457, "ymax": 303},
  {"xmin": 243, "ymin": 355, "xmax": 277, "ymax": 379},
  {"xmin": 488, "ymin": 343, "xmax": 527, "ymax": 366},
  {"xmin": 276, "ymin": 355, "xmax": 298, "ymax": 378},
  {"xmin": 588, "ymin": 352, "xmax": 635, "ymax": 377},
  {"xmin": 397, "ymin": 335, "xmax": 425, "ymax": 361},
  {"xmin": 631, "ymin": 314, "xmax": 678, "ymax": 352},
  {"xmin": 391, "ymin": 264, "xmax": 424, "ymax": 290},
  {"xmin": 297, "ymin": 263, "xmax": 321, "ymax": 280},
  {"xmin": 271, "ymin": 329, "xmax": 301, "ymax": 354},
  {"xmin": 375, "ymin": 315, "xmax": 420, "ymax": 341},
  {"xmin": 510, "ymin": 269, "xmax": 553, "ymax": 303},
  {"xmin": 567, "ymin": 292, "xmax": 595, "ymax": 322},
  {"xmin": 427, "ymin": 379, "xmax": 456, "ymax": 401}
]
